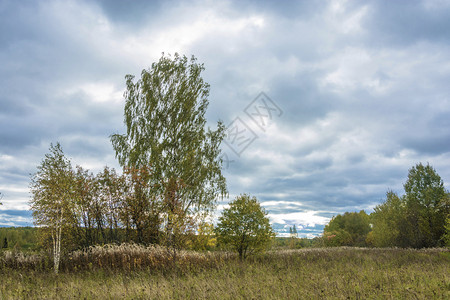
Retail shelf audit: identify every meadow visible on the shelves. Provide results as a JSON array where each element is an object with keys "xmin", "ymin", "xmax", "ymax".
[{"xmin": 1, "ymin": 246, "xmax": 449, "ymax": 299}]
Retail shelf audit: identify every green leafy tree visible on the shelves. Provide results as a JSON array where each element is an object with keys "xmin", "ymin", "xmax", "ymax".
[
  {"xmin": 289, "ymin": 225, "xmax": 298, "ymax": 238},
  {"xmin": 188, "ymin": 221, "xmax": 217, "ymax": 251},
  {"xmin": 70, "ymin": 165, "xmax": 124, "ymax": 248},
  {"xmin": 96, "ymin": 166, "xmax": 126, "ymax": 244},
  {"xmin": 443, "ymin": 215, "xmax": 450, "ymax": 247},
  {"xmin": 160, "ymin": 195, "xmax": 197, "ymax": 258},
  {"xmin": 215, "ymin": 194, "xmax": 275, "ymax": 259},
  {"xmin": 370, "ymin": 191, "xmax": 404, "ymax": 247},
  {"xmin": 30, "ymin": 143, "xmax": 75, "ymax": 274},
  {"xmin": 70, "ymin": 166, "xmax": 97, "ymax": 248},
  {"xmin": 289, "ymin": 225, "xmax": 299, "ymax": 248},
  {"xmin": 122, "ymin": 165, "xmax": 162, "ymax": 244},
  {"xmin": 110, "ymin": 53, "xmax": 227, "ymax": 249},
  {"xmin": 323, "ymin": 229, "xmax": 353, "ymax": 247},
  {"xmin": 403, "ymin": 163, "xmax": 450, "ymax": 248},
  {"xmin": 371, "ymin": 163, "xmax": 450, "ymax": 248},
  {"xmin": 323, "ymin": 210, "xmax": 371, "ymax": 246}
]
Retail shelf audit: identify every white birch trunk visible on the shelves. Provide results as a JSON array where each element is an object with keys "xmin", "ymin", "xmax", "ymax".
[
  {"xmin": 53, "ymin": 209, "xmax": 63, "ymax": 274},
  {"xmin": 52, "ymin": 230, "xmax": 57, "ymax": 273}
]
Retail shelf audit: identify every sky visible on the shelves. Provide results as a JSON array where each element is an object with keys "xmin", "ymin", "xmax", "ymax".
[{"xmin": 1, "ymin": 0, "xmax": 450, "ymax": 237}]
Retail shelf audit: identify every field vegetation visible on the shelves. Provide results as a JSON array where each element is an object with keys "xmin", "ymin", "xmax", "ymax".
[{"xmin": 1, "ymin": 246, "xmax": 448, "ymax": 299}]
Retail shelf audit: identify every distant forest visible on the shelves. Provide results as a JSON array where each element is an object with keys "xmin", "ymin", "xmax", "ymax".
[{"xmin": 0, "ymin": 227, "xmax": 38, "ymax": 251}]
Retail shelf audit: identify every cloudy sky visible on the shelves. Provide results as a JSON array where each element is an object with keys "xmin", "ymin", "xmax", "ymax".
[{"xmin": 1, "ymin": 0, "xmax": 450, "ymax": 237}]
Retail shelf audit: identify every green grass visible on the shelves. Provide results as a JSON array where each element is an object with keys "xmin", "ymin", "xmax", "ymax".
[{"xmin": 1, "ymin": 247, "xmax": 449, "ymax": 299}]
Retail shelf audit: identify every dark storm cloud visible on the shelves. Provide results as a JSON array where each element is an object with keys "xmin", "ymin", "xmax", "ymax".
[
  {"xmin": 233, "ymin": 0, "xmax": 321, "ymax": 19},
  {"xmin": 96, "ymin": 0, "xmax": 165, "ymax": 25},
  {"xmin": 363, "ymin": 0, "xmax": 450, "ymax": 47}
]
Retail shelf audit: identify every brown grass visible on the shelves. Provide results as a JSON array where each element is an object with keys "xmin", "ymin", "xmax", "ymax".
[{"xmin": 1, "ymin": 246, "xmax": 449, "ymax": 299}]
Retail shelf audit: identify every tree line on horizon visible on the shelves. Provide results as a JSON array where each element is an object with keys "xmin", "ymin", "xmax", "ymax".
[
  {"xmin": 322, "ymin": 163, "xmax": 450, "ymax": 248},
  {"xmin": 4, "ymin": 160, "xmax": 450, "ymax": 253}
]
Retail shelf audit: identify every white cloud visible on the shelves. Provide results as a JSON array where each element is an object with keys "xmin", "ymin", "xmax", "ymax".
[
  {"xmin": 268, "ymin": 211, "xmax": 330, "ymax": 228},
  {"xmin": 74, "ymin": 83, "xmax": 123, "ymax": 104},
  {"xmin": 0, "ymin": 214, "xmax": 30, "ymax": 226}
]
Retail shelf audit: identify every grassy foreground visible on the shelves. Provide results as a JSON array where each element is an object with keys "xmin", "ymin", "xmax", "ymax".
[{"xmin": 1, "ymin": 247, "xmax": 449, "ymax": 299}]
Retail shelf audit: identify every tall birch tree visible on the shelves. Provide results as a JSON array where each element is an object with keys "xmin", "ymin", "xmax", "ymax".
[
  {"xmin": 30, "ymin": 143, "xmax": 74, "ymax": 274},
  {"xmin": 110, "ymin": 53, "xmax": 227, "ymax": 248}
]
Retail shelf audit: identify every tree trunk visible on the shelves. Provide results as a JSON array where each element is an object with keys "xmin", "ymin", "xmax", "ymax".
[{"xmin": 53, "ymin": 226, "xmax": 62, "ymax": 274}]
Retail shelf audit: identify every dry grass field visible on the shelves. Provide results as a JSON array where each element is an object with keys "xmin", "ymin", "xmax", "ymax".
[{"xmin": 1, "ymin": 246, "xmax": 449, "ymax": 299}]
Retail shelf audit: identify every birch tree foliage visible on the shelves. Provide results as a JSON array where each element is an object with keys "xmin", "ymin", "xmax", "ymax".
[
  {"xmin": 30, "ymin": 143, "xmax": 75, "ymax": 274},
  {"xmin": 110, "ymin": 53, "xmax": 227, "ymax": 214}
]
